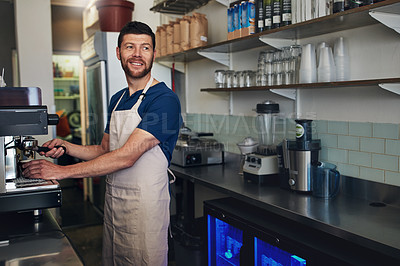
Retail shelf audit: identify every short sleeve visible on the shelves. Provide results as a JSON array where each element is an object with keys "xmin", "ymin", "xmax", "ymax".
[{"xmin": 137, "ymin": 94, "xmax": 181, "ymax": 143}]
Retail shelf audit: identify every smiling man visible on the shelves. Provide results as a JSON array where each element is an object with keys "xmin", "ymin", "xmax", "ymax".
[{"xmin": 22, "ymin": 21, "xmax": 182, "ymax": 265}]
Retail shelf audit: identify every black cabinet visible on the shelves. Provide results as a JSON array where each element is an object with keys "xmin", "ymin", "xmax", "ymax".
[{"xmin": 204, "ymin": 197, "xmax": 398, "ymax": 266}]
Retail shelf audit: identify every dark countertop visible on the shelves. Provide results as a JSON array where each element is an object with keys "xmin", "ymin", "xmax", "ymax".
[
  {"xmin": 170, "ymin": 153, "xmax": 400, "ymax": 260},
  {"xmin": 0, "ymin": 210, "xmax": 83, "ymax": 265}
]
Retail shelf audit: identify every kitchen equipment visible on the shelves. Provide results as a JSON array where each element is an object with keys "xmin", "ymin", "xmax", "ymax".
[
  {"xmin": 312, "ymin": 162, "xmax": 340, "ymax": 199},
  {"xmin": 283, "ymin": 119, "xmax": 321, "ymax": 193},
  {"xmin": 243, "ymin": 101, "xmax": 285, "ymax": 185},
  {"xmin": 0, "ymin": 87, "xmax": 62, "ymax": 213},
  {"xmin": 171, "ymin": 127, "xmax": 224, "ymax": 167},
  {"xmin": 237, "ymin": 137, "xmax": 258, "ymax": 175}
]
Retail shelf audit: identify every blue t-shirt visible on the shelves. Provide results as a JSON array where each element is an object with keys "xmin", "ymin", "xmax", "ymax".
[{"xmin": 105, "ymin": 82, "xmax": 182, "ymax": 164}]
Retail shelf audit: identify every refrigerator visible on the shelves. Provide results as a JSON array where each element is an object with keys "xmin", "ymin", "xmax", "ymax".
[
  {"xmin": 80, "ymin": 31, "xmax": 172, "ymax": 212},
  {"xmin": 81, "ymin": 31, "xmax": 126, "ymax": 211},
  {"xmin": 204, "ymin": 197, "xmax": 344, "ymax": 266}
]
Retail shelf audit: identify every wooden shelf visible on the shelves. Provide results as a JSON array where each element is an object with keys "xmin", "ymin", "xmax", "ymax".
[
  {"xmin": 200, "ymin": 78, "xmax": 400, "ymax": 92},
  {"xmin": 54, "ymin": 95, "xmax": 80, "ymax": 100},
  {"xmin": 54, "ymin": 77, "xmax": 79, "ymax": 81},
  {"xmin": 155, "ymin": 0, "xmax": 400, "ymax": 63}
]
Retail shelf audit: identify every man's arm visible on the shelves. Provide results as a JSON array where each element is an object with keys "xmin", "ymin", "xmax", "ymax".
[
  {"xmin": 42, "ymin": 134, "xmax": 110, "ymax": 161},
  {"xmin": 22, "ymin": 128, "xmax": 159, "ymax": 180}
]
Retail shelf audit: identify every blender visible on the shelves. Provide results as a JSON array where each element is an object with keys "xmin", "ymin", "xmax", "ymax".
[{"xmin": 243, "ymin": 101, "xmax": 285, "ymax": 185}]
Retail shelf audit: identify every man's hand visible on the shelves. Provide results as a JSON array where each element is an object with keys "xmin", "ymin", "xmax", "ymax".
[
  {"xmin": 22, "ymin": 159, "xmax": 65, "ymax": 180},
  {"xmin": 40, "ymin": 139, "xmax": 66, "ymax": 158}
]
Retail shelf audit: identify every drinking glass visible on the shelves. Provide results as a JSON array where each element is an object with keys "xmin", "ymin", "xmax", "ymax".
[
  {"xmin": 225, "ymin": 70, "xmax": 235, "ymax": 88},
  {"xmin": 273, "ymin": 50, "xmax": 283, "ymax": 85},
  {"xmin": 214, "ymin": 70, "xmax": 226, "ymax": 88},
  {"xmin": 290, "ymin": 45, "xmax": 302, "ymax": 84}
]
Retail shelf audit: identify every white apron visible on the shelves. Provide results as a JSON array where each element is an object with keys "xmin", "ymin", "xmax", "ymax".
[{"xmin": 102, "ymin": 77, "xmax": 170, "ymax": 266}]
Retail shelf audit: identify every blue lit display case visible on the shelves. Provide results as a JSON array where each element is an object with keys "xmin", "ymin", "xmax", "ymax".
[{"xmin": 204, "ymin": 197, "xmax": 347, "ymax": 266}]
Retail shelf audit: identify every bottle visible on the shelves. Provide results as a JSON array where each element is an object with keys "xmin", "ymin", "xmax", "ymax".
[
  {"xmin": 264, "ymin": 0, "xmax": 273, "ymax": 30},
  {"xmin": 281, "ymin": 0, "xmax": 291, "ymax": 26},
  {"xmin": 349, "ymin": 0, "xmax": 363, "ymax": 9},
  {"xmin": 272, "ymin": 0, "xmax": 281, "ymax": 29},
  {"xmin": 333, "ymin": 0, "xmax": 345, "ymax": 13},
  {"xmin": 256, "ymin": 0, "xmax": 265, "ymax": 32}
]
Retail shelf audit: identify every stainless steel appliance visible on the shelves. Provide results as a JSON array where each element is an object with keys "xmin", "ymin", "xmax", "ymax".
[
  {"xmin": 171, "ymin": 128, "xmax": 224, "ymax": 167},
  {"xmin": 243, "ymin": 101, "xmax": 285, "ymax": 185},
  {"xmin": 282, "ymin": 120, "xmax": 321, "ymax": 192},
  {"xmin": 0, "ymin": 87, "xmax": 62, "ymax": 213}
]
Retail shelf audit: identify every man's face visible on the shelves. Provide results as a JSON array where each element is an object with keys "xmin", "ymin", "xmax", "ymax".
[{"xmin": 117, "ymin": 33, "xmax": 155, "ymax": 79}]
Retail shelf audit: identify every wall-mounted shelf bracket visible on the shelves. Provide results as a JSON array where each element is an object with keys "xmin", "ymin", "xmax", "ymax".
[
  {"xmin": 378, "ymin": 83, "xmax": 400, "ymax": 95},
  {"xmin": 369, "ymin": 11, "xmax": 400, "ymax": 34},
  {"xmin": 156, "ymin": 60, "xmax": 186, "ymax": 73},
  {"xmin": 215, "ymin": 0, "xmax": 230, "ymax": 7},
  {"xmin": 197, "ymin": 51, "xmax": 230, "ymax": 66},
  {"xmin": 259, "ymin": 36, "xmax": 297, "ymax": 49},
  {"xmin": 269, "ymin": 89, "xmax": 296, "ymax": 100}
]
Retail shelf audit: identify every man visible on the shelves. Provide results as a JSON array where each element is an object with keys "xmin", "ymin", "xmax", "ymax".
[{"xmin": 23, "ymin": 21, "xmax": 182, "ymax": 265}]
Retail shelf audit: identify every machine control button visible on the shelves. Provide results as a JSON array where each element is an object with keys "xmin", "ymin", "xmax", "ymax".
[
  {"xmin": 288, "ymin": 178, "xmax": 295, "ymax": 186},
  {"xmin": 251, "ymin": 157, "xmax": 256, "ymax": 163}
]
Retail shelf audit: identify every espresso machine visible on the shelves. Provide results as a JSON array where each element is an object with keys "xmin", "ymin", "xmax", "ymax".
[
  {"xmin": 243, "ymin": 101, "xmax": 285, "ymax": 185},
  {"xmin": 280, "ymin": 119, "xmax": 321, "ymax": 192},
  {"xmin": 0, "ymin": 87, "xmax": 62, "ymax": 213}
]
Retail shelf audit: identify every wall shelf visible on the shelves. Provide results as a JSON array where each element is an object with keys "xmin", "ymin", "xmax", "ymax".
[
  {"xmin": 200, "ymin": 78, "xmax": 400, "ymax": 93},
  {"xmin": 155, "ymin": 0, "xmax": 400, "ymax": 63},
  {"xmin": 54, "ymin": 95, "xmax": 80, "ymax": 100},
  {"xmin": 150, "ymin": 0, "xmax": 211, "ymax": 14}
]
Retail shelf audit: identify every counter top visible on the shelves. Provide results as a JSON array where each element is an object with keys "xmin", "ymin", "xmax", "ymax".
[
  {"xmin": 0, "ymin": 210, "xmax": 83, "ymax": 265},
  {"xmin": 170, "ymin": 153, "xmax": 400, "ymax": 261}
]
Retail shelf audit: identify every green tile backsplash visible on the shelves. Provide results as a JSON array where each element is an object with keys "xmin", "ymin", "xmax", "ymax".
[{"xmin": 183, "ymin": 113, "xmax": 400, "ymax": 187}]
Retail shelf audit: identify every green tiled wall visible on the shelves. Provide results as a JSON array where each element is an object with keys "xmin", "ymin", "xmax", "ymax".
[{"xmin": 184, "ymin": 113, "xmax": 400, "ymax": 187}]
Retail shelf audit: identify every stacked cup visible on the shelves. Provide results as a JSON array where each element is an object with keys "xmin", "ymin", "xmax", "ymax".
[
  {"xmin": 334, "ymin": 37, "xmax": 350, "ymax": 81},
  {"xmin": 299, "ymin": 43, "xmax": 317, "ymax": 83},
  {"xmin": 317, "ymin": 46, "xmax": 336, "ymax": 82}
]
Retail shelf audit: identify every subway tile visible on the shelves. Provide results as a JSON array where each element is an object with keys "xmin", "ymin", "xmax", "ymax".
[
  {"xmin": 337, "ymin": 163, "xmax": 359, "ymax": 178},
  {"xmin": 327, "ymin": 148, "xmax": 348, "ymax": 163},
  {"xmin": 386, "ymin": 139, "xmax": 400, "ymax": 156},
  {"xmin": 360, "ymin": 138, "xmax": 385, "ymax": 154},
  {"xmin": 338, "ymin": 135, "xmax": 359, "ymax": 151},
  {"xmin": 349, "ymin": 122, "xmax": 372, "ymax": 137},
  {"xmin": 319, "ymin": 134, "xmax": 338, "ymax": 148},
  {"xmin": 349, "ymin": 151, "xmax": 371, "ymax": 167},
  {"xmin": 373, "ymin": 123, "xmax": 399, "ymax": 139},
  {"xmin": 372, "ymin": 154, "xmax": 398, "ymax": 171},
  {"xmin": 328, "ymin": 121, "xmax": 349, "ymax": 135},
  {"xmin": 319, "ymin": 147, "xmax": 328, "ymax": 161},
  {"xmin": 315, "ymin": 120, "xmax": 328, "ymax": 134},
  {"xmin": 385, "ymin": 171, "xmax": 400, "ymax": 187},
  {"xmin": 359, "ymin": 167, "xmax": 384, "ymax": 183}
]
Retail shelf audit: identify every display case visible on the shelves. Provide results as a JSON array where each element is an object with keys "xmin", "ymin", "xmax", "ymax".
[{"xmin": 204, "ymin": 197, "xmax": 398, "ymax": 266}]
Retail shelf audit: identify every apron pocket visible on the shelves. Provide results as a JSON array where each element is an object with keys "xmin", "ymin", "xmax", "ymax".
[{"xmin": 105, "ymin": 184, "xmax": 141, "ymax": 234}]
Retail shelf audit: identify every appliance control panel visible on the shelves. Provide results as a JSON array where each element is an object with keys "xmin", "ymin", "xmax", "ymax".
[{"xmin": 185, "ymin": 153, "xmax": 202, "ymax": 165}]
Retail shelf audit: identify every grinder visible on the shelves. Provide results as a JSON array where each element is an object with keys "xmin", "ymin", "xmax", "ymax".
[{"xmin": 284, "ymin": 120, "xmax": 321, "ymax": 192}]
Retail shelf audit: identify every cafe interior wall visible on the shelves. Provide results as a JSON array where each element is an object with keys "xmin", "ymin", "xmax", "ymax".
[{"xmin": 183, "ymin": 3, "xmax": 400, "ymax": 187}]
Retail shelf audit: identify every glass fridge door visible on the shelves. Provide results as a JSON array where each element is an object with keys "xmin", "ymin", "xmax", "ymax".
[
  {"xmin": 85, "ymin": 60, "xmax": 108, "ymax": 212},
  {"xmin": 207, "ymin": 214, "xmax": 244, "ymax": 266}
]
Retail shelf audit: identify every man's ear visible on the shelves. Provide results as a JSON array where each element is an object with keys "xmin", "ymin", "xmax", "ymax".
[{"xmin": 116, "ymin": 47, "xmax": 121, "ymax": 60}]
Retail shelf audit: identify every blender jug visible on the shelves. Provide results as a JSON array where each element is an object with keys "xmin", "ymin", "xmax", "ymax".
[{"xmin": 255, "ymin": 101, "xmax": 285, "ymax": 155}]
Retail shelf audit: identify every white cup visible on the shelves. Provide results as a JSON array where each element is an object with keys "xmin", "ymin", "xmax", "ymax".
[
  {"xmin": 318, "ymin": 47, "xmax": 336, "ymax": 82},
  {"xmin": 299, "ymin": 43, "xmax": 317, "ymax": 83},
  {"xmin": 334, "ymin": 37, "xmax": 350, "ymax": 81}
]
